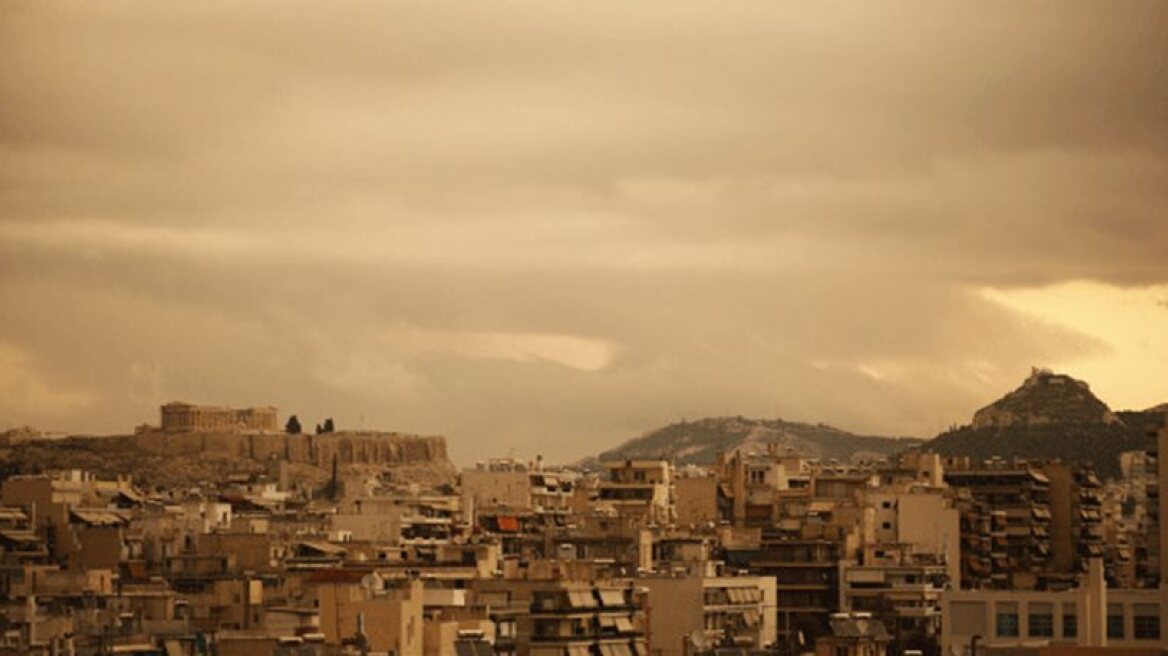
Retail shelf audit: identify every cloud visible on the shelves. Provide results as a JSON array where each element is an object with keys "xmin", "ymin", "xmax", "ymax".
[
  {"xmin": 1, "ymin": 1, "xmax": 1165, "ymax": 462},
  {"xmin": 981, "ymin": 281, "xmax": 1168, "ymax": 410},
  {"xmin": 0, "ymin": 342, "xmax": 96, "ymax": 423}
]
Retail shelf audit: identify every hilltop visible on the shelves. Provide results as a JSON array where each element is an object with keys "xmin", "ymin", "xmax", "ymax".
[
  {"xmin": 593, "ymin": 416, "xmax": 920, "ymax": 466},
  {"xmin": 0, "ymin": 429, "xmax": 456, "ymax": 490},
  {"xmin": 925, "ymin": 368, "xmax": 1165, "ymax": 479}
]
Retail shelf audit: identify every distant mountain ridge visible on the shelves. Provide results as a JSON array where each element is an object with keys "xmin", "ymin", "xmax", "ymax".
[
  {"xmin": 594, "ymin": 416, "xmax": 920, "ymax": 466},
  {"xmin": 925, "ymin": 368, "xmax": 1165, "ymax": 479}
]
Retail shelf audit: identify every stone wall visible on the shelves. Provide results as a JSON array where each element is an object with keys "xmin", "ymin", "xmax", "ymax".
[{"xmin": 128, "ymin": 430, "xmax": 448, "ymax": 468}]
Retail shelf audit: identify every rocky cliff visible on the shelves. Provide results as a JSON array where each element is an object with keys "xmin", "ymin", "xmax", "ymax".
[
  {"xmin": 926, "ymin": 368, "xmax": 1164, "ymax": 479},
  {"xmin": 0, "ymin": 430, "xmax": 454, "ymax": 488},
  {"xmin": 970, "ymin": 367, "xmax": 1119, "ymax": 428}
]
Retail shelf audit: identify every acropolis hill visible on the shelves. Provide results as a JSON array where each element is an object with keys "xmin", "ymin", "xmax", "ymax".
[{"xmin": 0, "ymin": 403, "xmax": 454, "ymax": 488}]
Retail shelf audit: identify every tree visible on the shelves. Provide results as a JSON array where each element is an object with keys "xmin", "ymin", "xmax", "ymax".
[
  {"xmin": 323, "ymin": 417, "xmax": 335, "ymax": 433},
  {"xmin": 285, "ymin": 415, "xmax": 302, "ymax": 435},
  {"xmin": 315, "ymin": 423, "xmax": 323, "ymax": 435}
]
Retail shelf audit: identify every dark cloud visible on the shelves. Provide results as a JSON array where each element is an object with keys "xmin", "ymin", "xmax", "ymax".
[{"xmin": 1, "ymin": 1, "xmax": 1165, "ymax": 462}]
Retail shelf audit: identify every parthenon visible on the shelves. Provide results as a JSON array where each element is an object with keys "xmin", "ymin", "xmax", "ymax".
[{"xmin": 159, "ymin": 402, "xmax": 278, "ymax": 433}]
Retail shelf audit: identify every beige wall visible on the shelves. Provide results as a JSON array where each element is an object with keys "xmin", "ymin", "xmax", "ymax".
[
  {"xmin": 675, "ymin": 477, "xmax": 718, "ymax": 526},
  {"xmin": 198, "ymin": 533, "xmax": 274, "ymax": 574},
  {"xmin": 896, "ymin": 493, "xmax": 962, "ymax": 587},
  {"xmin": 331, "ymin": 511, "xmax": 403, "ymax": 542},
  {"xmin": 461, "ymin": 469, "xmax": 531, "ymax": 512},
  {"xmin": 941, "ymin": 561, "xmax": 1168, "ymax": 653},
  {"xmin": 316, "ymin": 579, "xmax": 424, "ymax": 656},
  {"xmin": 637, "ymin": 575, "xmax": 776, "ymax": 656},
  {"xmin": 218, "ymin": 637, "xmax": 277, "ymax": 656},
  {"xmin": 424, "ymin": 618, "xmax": 459, "ymax": 656},
  {"xmin": 76, "ymin": 526, "xmax": 124, "ymax": 570},
  {"xmin": 1043, "ymin": 463, "xmax": 1076, "ymax": 572},
  {"xmin": 639, "ymin": 572, "xmax": 703, "ymax": 656}
]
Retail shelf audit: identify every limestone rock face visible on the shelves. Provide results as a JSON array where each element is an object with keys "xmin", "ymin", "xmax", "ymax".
[
  {"xmin": 1, "ymin": 430, "xmax": 453, "ymax": 488},
  {"xmin": 126, "ymin": 430, "xmax": 448, "ymax": 467},
  {"xmin": 926, "ymin": 368, "xmax": 1163, "ymax": 479},
  {"xmin": 970, "ymin": 367, "xmax": 1118, "ymax": 429}
]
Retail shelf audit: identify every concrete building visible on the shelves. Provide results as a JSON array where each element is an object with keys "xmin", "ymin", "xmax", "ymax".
[
  {"xmin": 940, "ymin": 560, "xmax": 1166, "ymax": 653},
  {"xmin": 866, "ymin": 488, "xmax": 961, "ymax": 589},
  {"xmin": 475, "ymin": 574, "xmax": 648, "ymax": 656},
  {"xmin": 637, "ymin": 572, "xmax": 776, "ymax": 656},
  {"xmin": 1039, "ymin": 462, "xmax": 1107, "ymax": 586},
  {"xmin": 673, "ymin": 473, "xmax": 719, "ymax": 527},
  {"xmin": 813, "ymin": 612, "xmax": 890, "ymax": 656},
  {"xmin": 461, "ymin": 459, "xmax": 576, "ymax": 530},
  {"xmin": 308, "ymin": 571, "xmax": 425, "ymax": 656},
  {"xmin": 597, "ymin": 460, "xmax": 676, "ymax": 527},
  {"xmin": 842, "ymin": 547, "xmax": 948, "ymax": 655},
  {"xmin": 945, "ymin": 464, "xmax": 1053, "ymax": 590}
]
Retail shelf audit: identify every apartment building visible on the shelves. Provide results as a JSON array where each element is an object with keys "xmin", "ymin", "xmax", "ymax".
[
  {"xmin": 597, "ymin": 460, "xmax": 676, "ymax": 527},
  {"xmin": 636, "ymin": 572, "xmax": 776, "ymax": 656},
  {"xmin": 945, "ymin": 464, "xmax": 1053, "ymax": 590},
  {"xmin": 475, "ymin": 574, "xmax": 648, "ymax": 656},
  {"xmin": 941, "ymin": 560, "xmax": 1166, "ymax": 654}
]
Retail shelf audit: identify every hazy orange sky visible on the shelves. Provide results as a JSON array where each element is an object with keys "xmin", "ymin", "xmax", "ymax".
[{"xmin": 2, "ymin": 2, "xmax": 1165, "ymax": 463}]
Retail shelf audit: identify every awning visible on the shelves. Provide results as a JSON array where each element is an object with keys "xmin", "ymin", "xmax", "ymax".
[
  {"xmin": 599, "ymin": 643, "xmax": 632, "ymax": 656},
  {"xmin": 808, "ymin": 501, "xmax": 835, "ymax": 514},
  {"xmin": 70, "ymin": 509, "xmax": 129, "ymax": 527},
  {"xmin": 615, "ymin": 617, "xmax": 634, "ymax": 633},
  {"xmin": 0, "ymin": 530, "xmax": 40, "ymax": 544},
  {"xmin": 599, "ymin": 590, "xmax": 627, "ymax": 608},
  {"xmin": 497, "ymin": 516, "xmax": 520, "ymax": 532},
  {"xmin": 568, "ymin": 590, "xmax": 598, "ymax": 609}
]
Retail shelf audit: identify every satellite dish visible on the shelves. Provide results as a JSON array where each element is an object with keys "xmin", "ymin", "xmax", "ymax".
[{"xmin": 689, "ymin": 630, "xmax": 709, "ymax": 651}]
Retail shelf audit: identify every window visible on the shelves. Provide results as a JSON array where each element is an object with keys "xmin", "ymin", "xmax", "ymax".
[
  {"xmin": 1028, "ymin": 603, "xmax": 1053, "ymax": 638},
  {"xmin": 882, "ymin": 501, "xmax": 892, "ymax": 509},
  {"xmin": 882, "ymin": 522, "xmax": 892, "ymax": 530},
  {"xmin": 1107, "ymin": 604, "xmax": 1124, "ymax": 639},
  {"xmin": 1133, "ymin": 604, "xmax": 1160, "ymax": 640},
  {"xmin": 1062, "ymin": 605, "xmax": 1077, "ymax": 639},
  {"xmin": 996, "ymin": 603, "xmax": 1020, "ymax": 638}
]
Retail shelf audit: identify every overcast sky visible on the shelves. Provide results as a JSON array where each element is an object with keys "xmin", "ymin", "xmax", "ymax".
[{"xmin": 2, "ymin": 2, "xmax": 1166, "ymax": 464}]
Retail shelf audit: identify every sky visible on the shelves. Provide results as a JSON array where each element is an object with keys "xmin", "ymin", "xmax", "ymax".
[{"xmin": 1, "ymin": 2, "xmax": 1166, "ymax": 464}]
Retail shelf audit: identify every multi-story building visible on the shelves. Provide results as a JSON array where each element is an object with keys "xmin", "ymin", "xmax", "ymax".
[
  {"xmin": 637, "ymin": 571, "xmax": 776, "ymax": 656},
  {"xmin": 715, "ymin": 447, "xmax": 812, "ymax": 529},
  {"xmin": 745, "ymin": 529, "xmax": 843, "ymax": 650},
  {"xmin": 944, "ymin": 463, "xmax": 1052, "ymax": 590},
  {"xmin": 941, "ymin": 559, "xmax": 1166, "ymax": 653},
  {"xmin": 596, "ymin": 460, "xmax": 676, "ymax": 527},
  {"xmin": 842, "ymin": 546, "xmax": 948, "ymax": 655},
  {"xmin": 475, "ymin": 573, "xmax": 648, "ymax": 656}
]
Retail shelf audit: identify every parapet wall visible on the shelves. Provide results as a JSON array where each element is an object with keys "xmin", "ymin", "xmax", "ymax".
[{"xmin": 127, "ymin": 430, "xmax": 449, "ymax": 468}]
